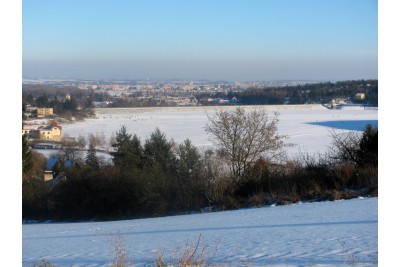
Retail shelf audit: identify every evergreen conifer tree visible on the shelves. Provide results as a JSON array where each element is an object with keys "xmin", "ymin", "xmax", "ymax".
[
  {"xmin": 85, "ymin": 144, "xmax": 100, "ymax": 170},
  {"xmin": 143, "ymin": 128, "xmax": 176, "ymax": 172},
  {"xmin": 112, "ymin": 125, "xmax": 143, "ymax": 170},
  {"xmin": 22, "ymin": 133, "xmax": 33, "ymax": 176}
]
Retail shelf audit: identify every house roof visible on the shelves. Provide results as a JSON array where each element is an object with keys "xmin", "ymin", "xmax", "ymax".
[
  {"xmin": 50, "ymin": 121, "xmax": 62, "ymax": 130},
  {"xmin": 40, "ymin": 125, "xmax": 62, "ymax": 131},
  {"xmin": 64, "ymin": 159, "xmax": 72, "ymax": 169},
  {"xmin": 46, "ymin": 157, "xmax": 59, "ymax": 171},
  {"xmin": 46, "ymin": 157, "xmax": 72, "ymax": 171}
]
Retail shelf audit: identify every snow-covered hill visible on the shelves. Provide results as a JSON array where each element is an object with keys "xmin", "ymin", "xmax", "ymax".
[{"xmin": 23, "ymin": 197, "xmax": 377, "ymax": 266}]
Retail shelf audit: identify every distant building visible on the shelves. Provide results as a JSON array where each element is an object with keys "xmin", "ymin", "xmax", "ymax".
[
  {"xmin": 22, "ymin": 124, "xmax": 37, "ymax": 135},
  {"xmin": 92, "ymin": 101, "xmax": 111, "ymax": 108},
  {"xmin": 26, "ymin": 106, "xmax": 37, "ymax": 112},
  {"xmin": 37, "ymin": 108, "xmax": 54, "ymax": 118},
  {"xmin": 31, "ymin": 143, "xmax": 61, "ymax": 149},
  {"xmin": 330, "ymin": 99, "xmax": 336, "ymax": 109},
  {"xmin": 354, "ymin": 93, "xmax": 366, "ymax": 101}
]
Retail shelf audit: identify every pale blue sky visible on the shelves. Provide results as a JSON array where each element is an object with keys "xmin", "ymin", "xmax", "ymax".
[{"xmin": 22, "ymin": 0, "xmax": 378, "ymax": 81}]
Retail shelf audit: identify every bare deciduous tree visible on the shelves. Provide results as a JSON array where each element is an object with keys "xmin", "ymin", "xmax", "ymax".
[
  {"xmin": 88, "ymin": 132, "xmax": 106, "ymax": 148},
  {"xmin": 328, "ymin": 130, "xmax": 361, "ymax": 166},
  {"xmin": 205, "ymin": 107, "xmax": 287, "ymax": 181},
  {"xmin": 77, "ymin": 134, "xmax": 87, "ymax": 149},
  {"xmin": 328, "ymin": 124, "xmax": 378, "ymax": 167},
  {"xmin": 109, "ymin": 132, "xmax": 117, "ymax": 147}
]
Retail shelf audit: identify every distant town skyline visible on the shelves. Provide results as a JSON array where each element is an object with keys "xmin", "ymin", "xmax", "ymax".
[{"xmin": 23, "ymin": 0, "xmax": 377, "ymax": 81}]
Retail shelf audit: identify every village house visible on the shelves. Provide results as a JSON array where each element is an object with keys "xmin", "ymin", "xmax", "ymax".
[
  {"xmin": 37, "ymin": 108, "xmax": 54, "ymax": 118},
  {"xmin": 30, "ymin": 121, "xmax": 63, "ymax": 141}
]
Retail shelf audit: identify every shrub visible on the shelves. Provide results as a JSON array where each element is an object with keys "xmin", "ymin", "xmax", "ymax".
[
  {"xmin": 328, "ymin": 124, "xmax": 378, "ymax": 168},
  {"xmin": 154, "ymin": 235, "xmax": 222, "ymax": 267},
  {"xmin": 31, "ymin": 259, "xmax": 56, "ymax": 267},
  {"xmin": 22, "ymin": 178, "xmax": 50, "ymax": 220},
  {"xmin": 109, "ymin": 235, "xmax": 134, "ymax": 267}
]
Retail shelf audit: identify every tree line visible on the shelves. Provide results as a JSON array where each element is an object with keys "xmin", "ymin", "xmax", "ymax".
[
  {"xmin": 22, "ymin": 107, "xmax": 378, "ymax": 222},
  {"xmin": 196, "ymin": 79, "xmax": 378, "ymax": 106}
]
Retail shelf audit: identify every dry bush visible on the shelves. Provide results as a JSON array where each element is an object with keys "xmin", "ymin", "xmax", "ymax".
[
  {"xmin": 354, "ymin": 165, "xmax": 378, "ymax": 190},
  {"xmin": 109, "ymin": 234, "xmax": 134, "ymax": 267},
  {"xmin": 248, "ymin": 193, "xmax": 267, "ymax": 208},
  {"xmin": 25, "ymin": 150, "xmax": 47, "ymax": 180},
  {"xmin": 335, "ymin": 163, "xmax": 356, "ymax": 188},
  {"xmin": 154, "ymin": 235, "xmax": 226, "ymax": 267},
  {"xmin": 337, "ymin": 240, "xmax": 360, "ymax": 266},
  {"xmin": 330, "ymin": 190, "xmax": 342, "ymax": 201},
  {"xmin": 31, "ymin": 259, "xmax": 56, "ymax": 267},
  {"xmin": 204, "ymin": 175, "xmax": 233, "ymax": 207}
]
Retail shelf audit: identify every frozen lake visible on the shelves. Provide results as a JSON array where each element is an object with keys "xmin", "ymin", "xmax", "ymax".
[{"xmin": 59, "ymin": 104, "xmax": 377, "ymax": 158}]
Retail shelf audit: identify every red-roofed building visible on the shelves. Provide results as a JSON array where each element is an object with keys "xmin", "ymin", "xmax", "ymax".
[{"xmin": 30, "ymin": 121, "xmax": 62, "ymax": 141}]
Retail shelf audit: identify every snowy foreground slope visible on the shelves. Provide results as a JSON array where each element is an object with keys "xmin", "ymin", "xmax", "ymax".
[{"xmin": 23, "ymin": 197, "xmax": 378, "ymax": 266}]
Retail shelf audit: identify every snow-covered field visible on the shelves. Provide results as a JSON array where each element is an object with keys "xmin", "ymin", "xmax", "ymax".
[
  {"xmin": 23, "ymin": 197, "xmax": 378, "ymax": 266},
  {"xmin": 57, "ymin": 104, "xmax": 377, "ymax": 158}
]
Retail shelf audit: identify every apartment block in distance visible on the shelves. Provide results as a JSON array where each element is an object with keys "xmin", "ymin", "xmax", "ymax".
[{"xmin": 37, "ymin": 108, "xmax": 54, "ymax": 118}]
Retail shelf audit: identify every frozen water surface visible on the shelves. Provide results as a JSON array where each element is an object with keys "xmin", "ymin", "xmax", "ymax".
[{"xmin": 60, "ymin": 105, "xmax": 377, "ymax": 157}]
